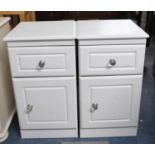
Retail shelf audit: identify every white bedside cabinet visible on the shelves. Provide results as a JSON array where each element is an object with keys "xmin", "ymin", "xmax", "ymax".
[
  {"xmin": 4, "ymin": 21, "xmax": 78, "ymax": 138},
  {"xmin": 0, "ymin": 17, "xmax": 15, "ymax": 142},
  {"xmin": 77, "ymin": 20, "xmax": 149, "ymax": 138}
]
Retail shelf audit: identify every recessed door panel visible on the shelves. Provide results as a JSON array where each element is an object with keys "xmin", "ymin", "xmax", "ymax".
[
  {"xmin": 90, "ymin": 85, "xmax": 132, "ymax": 121},
  {"xmin": 13, "ymin": 77, "xmax": 77, "ymax": 130},
  {"xmin": 24, "ymin": 87, "xmax": 67, "ymax": 122},
  {"xmin": 80, "ymin": 75, "xmax": 142, "ymax": 128}
]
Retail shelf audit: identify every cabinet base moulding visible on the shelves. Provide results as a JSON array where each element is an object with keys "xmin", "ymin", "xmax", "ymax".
[
  {"xmin": 20, "ymin": 129, "xmax": 78, "ymax": 139},
  {"xmin": 80, "ymin": 127, "xmax": 137, "ymax": 138}
]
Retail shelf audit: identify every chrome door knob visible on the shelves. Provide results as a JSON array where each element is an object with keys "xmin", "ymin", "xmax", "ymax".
[
  {"xmin": 38, "ymin": 60, "xmax": 45, "ymax": 68},
  {"xmin": 26, "ymin": 104, "xmax": 33, "ymax": 113},
  {"xmin": 91, "ymin": 103, "xmax": 98, "ymax": 112},
  {"xmin": 109, "ymin": 59, "xmax": 116, "ymax": 66}
]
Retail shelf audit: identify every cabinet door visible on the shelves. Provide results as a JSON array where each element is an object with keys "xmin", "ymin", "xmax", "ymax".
[
  {"xmin": 13, "ymin": 77, "xmax": 77, "ymax": 130},
  {"xmin": 80, "ymin": 75, "xmax": 142, "ymax": 129}
]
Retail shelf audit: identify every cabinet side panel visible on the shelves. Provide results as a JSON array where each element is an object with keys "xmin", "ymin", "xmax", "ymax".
[{"xmin": 0, "ymin": 22, "xmax": 15, "ymax": 133}]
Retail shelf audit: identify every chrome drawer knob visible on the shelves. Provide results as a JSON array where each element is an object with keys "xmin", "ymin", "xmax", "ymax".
[
  {"xmin": 109, "ymin": 59, "xmax": 116, "ymax": 66},
  {"xmin": 38, "ymin": 60, "xmax": 45, "ymax": 68},
  {"xmin": 26, "ymin": 104, "xmax": 33, "ymax": 113},
  {"xmin": 91, "ymin": 103, "xmax": 98, "ymax": 112}
]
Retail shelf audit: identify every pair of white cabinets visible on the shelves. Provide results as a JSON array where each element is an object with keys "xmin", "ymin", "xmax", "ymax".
[{"xmin": 4, "ymin": 20, "xmax": 149, "ymax": 138}]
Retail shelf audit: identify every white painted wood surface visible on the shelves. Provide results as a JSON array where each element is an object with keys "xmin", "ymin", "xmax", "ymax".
[
  {"xmin": 21, "ymin": 129, "xmax": 78, "ymax": 138},
  {"xmin": 13, "ymin": 77, "xmax": 77, "ymax": 130},
  {"xmin": 80, "ymin": 127, "xmax": 137, "ymax": 138},
  {"xmin": 79, "ymin": 39, "xmax": 146, "ymax": 46},
  {"xmin": 5, "ymin": 20, "xmax": 78, "ymax": 138},
  {"xmin": 0, "ymin": 17, "xmax": 15, "ymax": 141},
  {"xmin": 9, "ymin": 46, "xmax": 76, "ymax": 77},
  {"xmin": 77, "ymin": 20, "xmax": 149, "ymax": 40},
  {"xmin": 80, "ymin": 75, "xmax": 142, "ymax": 128},
  {"xmin": 79, "ymin": 45, "xmax": 145, "ymax": 76},
  {"xmin": 4, "ymin": 21, "xmax": 76, "ymax": 41},
  {"xmin": 77, "ymin": 20, "xmax": 148, "ymax": 138},
  {"xmin": 7, "ymin": 40, "xmax": 75, "ymax": 47},
  {"xmin": 5, "ymin": 20, "xmax": 149, "ymax": 138}
]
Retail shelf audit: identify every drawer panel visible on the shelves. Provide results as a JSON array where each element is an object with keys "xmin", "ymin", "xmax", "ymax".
[
  {"xmin": 79, "ymin": 45, "xmax": 145, "ymax": 76},
  {"xmin": 8, "ymin": 46, "xmax": 76, "ymax": 77}
]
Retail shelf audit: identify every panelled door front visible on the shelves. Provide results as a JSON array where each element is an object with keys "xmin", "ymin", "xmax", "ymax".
[
  {"xmin": 80, "ymin": 75, "xmax": 142, "ymax": 129},
  {"xmin": 13, "ymin": 77, "xmax": 77, "ymax": 130}
]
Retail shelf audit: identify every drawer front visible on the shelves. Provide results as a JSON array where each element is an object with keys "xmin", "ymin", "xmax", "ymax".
[
  {"xmin": 8, "ymin": 46, "xmax": 76, "ymax": 77},
  {"xmin": 79, "ymin": 45, "xmax": 145, "ymax": 76},
  {"xmin": 80, "ymin": 75, "xmax": 142, "ymax": 128},
  {"xmin": 13, "ymin": 77, "xmax": 77, "ymax": 129}
]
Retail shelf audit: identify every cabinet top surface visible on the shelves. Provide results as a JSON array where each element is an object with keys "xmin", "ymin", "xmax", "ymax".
[
  {"xmin": 77, "ymin": 19, "xmax": 149, "ymax": 40},
  {"xmin": 4, "ymin": 21, "xmax": 76, "ymax": 41},
  {"xmin": 0, "ymin": 17, "xmax": 10, "ymax": 28}
]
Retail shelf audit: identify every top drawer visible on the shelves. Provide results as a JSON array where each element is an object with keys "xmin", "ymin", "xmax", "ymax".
[
  {"xmin": 79, "ymin": 45, "xmax": 145, "ymax": 76},
  {"xmin": 8, "ymin": 46, "xmax": 76, "ymax": 77}
]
